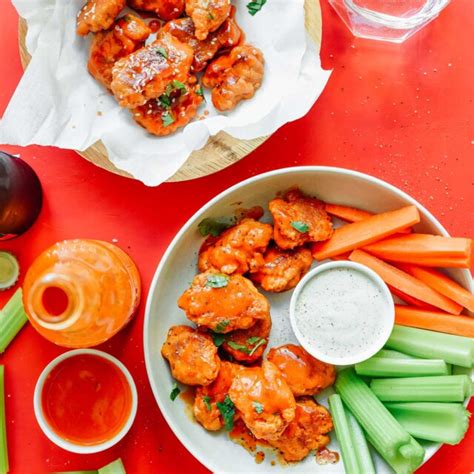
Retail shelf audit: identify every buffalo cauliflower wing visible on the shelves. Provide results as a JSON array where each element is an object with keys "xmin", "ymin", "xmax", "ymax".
[
  {"xmin": 198, "ymin": 218, "xmax": 273, "ymax": 275},
  {"xmin": 77, "ymin": 0, "xmax": 126, "ymax": 36},
  {"xmin": 202, "ymin": 44, "xmax": 264, "ymax": 111},
  {"xmin": 177, "ymin": 271, "xmax": 270, "ymax": 333},
  {"xmin": 229, "ymin": 361, "xmax": 296, "ymax": 441},
  {"xmin": 127, "ymin": 0, "xmax": 185, "ymax": 20},
  {"xmin": 269, "ymin": 189, "xmax": 333, "ymax": 250},
  {"xmin": 185, "ymin": 0, "xmax": 231, "ymax": 40},
  {"xmin": 266, "ymin": 344, "xmax": 336, "ymax": 397},
  {"xmin": 161, "ymin": 325, "xmax": 220, "ymax": 386},
  {"xmin": 111, "ymin": 32, "xmax": 193, "ymax": 108},
  {"xmin": 251, "ymin": 245, "xmax": 313, "ymax": 292}
]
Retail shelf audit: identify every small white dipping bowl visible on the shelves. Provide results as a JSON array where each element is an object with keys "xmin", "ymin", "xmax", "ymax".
[
  {"xmin": 290, "ymin": 261, "xmax": 395, "ymax": 366},
  {"xmin": 34, "ymin": 348, "xmax": 138, "ymax": 454}
]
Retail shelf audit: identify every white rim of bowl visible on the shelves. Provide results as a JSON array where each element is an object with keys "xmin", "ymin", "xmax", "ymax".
[
  {"xmin": 33, "ymin": 348, "xmax": 138, "ymax": 454},
  {"xmin": 143, "ymin": 165, "xmax": 473, "ymax": 472},
  {"xmin": 289, "ymin": 260, "xmax": 395, "ymax": 366}
]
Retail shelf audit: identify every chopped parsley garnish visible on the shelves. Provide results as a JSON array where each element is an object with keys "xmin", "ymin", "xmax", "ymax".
[
  {"xmin": 214, "ymin": 319, "xmax": 230, "ymax": 333},
  {"xmin": 170, "ymin": 382, "xmax": 180, "ymax": 401},
  {"xmin": 123, "ymin": 15, "xmax": 133, "ymax": 23},
  {"xmin": 212, "ymin": 332, "xmax": 226, "ymax": 347},
  {"xmin": 247, "ymin": 0, "xmax": 267, "ymax": 15},
  {"xmin": 216, "ymin": 395, "xmax": 235, "ymax": 431},
  {"xmin": 247, "ymin": 336, "xmax": 263, "ymax": 344},
  {"xmin": 208, "ymin": 12, "xmax": 215, "ymax": 20},
  {"xmin": 172, "ymin": 80, "xmax": 187, "ymax": 92},
  {"xmin": 252, "ymin": 401, "xmax": 264, "ymax": 414},
  {"xmin": 203, "ymin": 396, "xmax": 212, "ymax": 411},
  {"xmin": 227, "ymin": 341, "xmax": 251, "ymax": 354},
  {"xmin": 155, "ymin": 47, "xmax": 168, "ymax": 59},
  {"xmin": 158, "ymin": 94, "xmax": 172, "ymax": 109},
  {"xmin": 196, "ymin": 86, "xmax": 204, "ymax": 97},
  {"xmin": 206, "ymin": 274, "xmax": 229, "ymax": 289},
  {"xmin": 248, "ymin": 337, "xmax": 266, "ymax": 356},
  {"xmin": 291, "ymin": 221, "xmax": 309, "ymax": 233},
  {"xmin": 161, "ymin": 111, "xmax": 175, "ymax": 127},
  {"xmin": 198, "ymin": 217, "xmax": 233, "ymax": 237}
]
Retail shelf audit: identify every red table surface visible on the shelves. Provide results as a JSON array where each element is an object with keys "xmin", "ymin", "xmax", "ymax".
[{"xmin": 0, "ymin": 0, "xmax": 473, "ymax": 472}]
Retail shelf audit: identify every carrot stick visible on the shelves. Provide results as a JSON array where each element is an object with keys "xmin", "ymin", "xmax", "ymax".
[
  {"xmin": 325, "ymin": 204, "xmax": 374, "ymax": 222},
  {"xmin": 399, "ymin": 265, "xmax": 474, "ymax": 312},
  {"xmin": 312, "ymin": 206, "xmax": 420, "ymax": 261},
  {"xmin": 349, "ymin": 250, "xmax": 463, "ymax": 315},
  {"xmin": 388, "ymin": 285, "xmax": 438, "ymax": 311},
  {"xmin": 395, "ymin": 305, "xmax": 474, "ymax": 338},
  {"xmin": 389, "ymin": 255, "xmax": 471, "ymax": 269},
  {"xmin": 331, "ymin": 252, "xmax": 352, "ymax": 261},
  {"xmin": 363, "ymin": 234, "xmax": 472, "ymax": 261},
  {"xmin": 325, "ymin": 204, "xmax": 411, "ymax": 233}
]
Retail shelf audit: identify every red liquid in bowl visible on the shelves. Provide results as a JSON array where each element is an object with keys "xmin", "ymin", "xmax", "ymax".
[{"xmin": 41, "ymin": 354, "xmax": 132, "ymax": 445}]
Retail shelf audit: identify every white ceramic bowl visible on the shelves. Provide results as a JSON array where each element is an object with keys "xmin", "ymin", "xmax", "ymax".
[
  {"xmin": 290, "ymin": 260, "xmax": 395, "ymax": 365},
  {"xmin": 34, "ymin": 348, "xmax": 138, "ymax": 454},
  {"xmin": 144, "ymin": 166, "xmax": 473, "ymax": 473}
]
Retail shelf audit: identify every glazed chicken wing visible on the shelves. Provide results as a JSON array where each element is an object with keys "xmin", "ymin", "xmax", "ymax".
[
  {"xmin": 88, "ymin": 15, "xmax": 151, "ymax": 89},
  {"xmin": 194, "ymin": 361, "xmax": 241, "ymax": 431},
  {"xmin": 198, "ymin": 218, "xmax": 273, "ymax": 275},
  {"xmin": 161, "ymin": 325, "xmax": 220, "ymax": 386},
  {"xmin": 269, "ymin": 189, "xmax": 333, "ymax": 250},
  {"xmin": 229, "ymin": 361, "xmax": 296, "ymax": 441},
  {"xmin": 222, "ymin": 311, "xmax": 271, "ymax": 363},
  {"xmin": 251, "ymin": 245, "xmax": 313, "ymax": 292},
  {"xmin": 111, "ymin": 32, "xmax": 193, "ymax": 108},
  {"xmin": 202, "ymin": 45, "xmax": 264, "ymax": 112},
  {"xmin": 185, "ymin": 0, "xmax": 231, "ymax": 40},
  {"xmin": 178, "ymin": 271, "xmax": 270, "ymax": 333},
  {"xmin": 77, "ymin": 0, "xmax": 126, "ymax": 36},
  {"xmin": 162, "ymin": 11, "xmax": 242, "ymax": 73},
  {"xmin": 132, "ymin": 80, "xmax": 203, "ymax": 136},
  {"xmin": 128, "ymin": 0, "xmax": 185, "ymax": 20},
  {"xmin": 266, "ymin": 344, "xmax": 336, "ymax": 397},
  {"xmin": 268, "ymin": 398, "xmax": 333, "ymax": 462}
]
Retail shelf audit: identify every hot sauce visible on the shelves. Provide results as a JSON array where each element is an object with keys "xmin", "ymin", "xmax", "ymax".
[{"xmin": 41, "ymin": 354, "xmax": 132, "ymax": 445}]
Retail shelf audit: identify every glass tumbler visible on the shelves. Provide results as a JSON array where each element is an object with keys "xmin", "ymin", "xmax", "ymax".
[{"xmin": 329, "ymin": 0, "xmax": 451, "ymax": 43}]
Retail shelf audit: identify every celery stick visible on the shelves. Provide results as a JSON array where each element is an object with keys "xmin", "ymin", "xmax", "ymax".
[
  {"xmin": 386, "ymin": 325, "xmax": 474, "ymax": 368},
  {"xmin": 452, "ymin": 365, "xmax": 473, "ymax": 377},
  {"xmin": 385, "ymin": 402, "xmax": 470, "ymax": 445},
  {"xmin": 0, "ymin": 289, "xmax": 28, "ymax": 353},
  {"xmin": 356, "ymin": 357, "xmax": 450, "ymax": 377},
  {"xmin": 52, "ymin": 471, "xmax": 97, "ymax": 474},
  {"xmin": 335, "ymin": 368, "xmax": 424, "ymax": 474},
  {"xmin": 328, "ymin": 394, "xmax": 360, "ymax": 473},
  {"xmin": 98, "ymin": 459, "xmax": 126, "ymax": 474},
  {"xmin": 370, "ymin": 375, "xmax": 471, "ymax": 402},
  {"xmin": 346, "ymin": 410, "xmax": 375, "ymax": 474},
  {"xmin": 375, "ymin": 349, "xmax": 415, "ymax": 359},
  {"xmin": 0, "ymin": 367, "xmax": 8, "ymax": 474}
]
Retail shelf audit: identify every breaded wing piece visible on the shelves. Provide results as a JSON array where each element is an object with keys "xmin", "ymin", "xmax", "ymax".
[
  {"xmin": 77, "ymin": 0, "xmax": 126, "ymax": 36},
  {"xmin": 202, "ymin": 45, "xmax": 264, "ymax": 112},
  {"xmin": 185, "ymin": 0, "xmax": 231, "ymax": 40},
  {"xmin": 128, "ymin": 0, "xmax": 185, "ymax": 21}
]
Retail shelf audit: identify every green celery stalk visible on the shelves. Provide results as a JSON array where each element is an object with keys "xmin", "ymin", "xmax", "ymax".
[
  {"xmin": 386, "ymin": 325, "xmax": 474, "ymax": 368},
  {"xmin": 355, "ymin": 357, "xmax": 450, "ymax": 377},
  {"xmin": 385, "ymin": 402, "xmax": 470, "ymax": 445},
  {"xmin": 328, "ymin": 394, "xmax": 360, "ymax": 473},
  {"xmin": 335, "ymin": 368, "xmax": 424, "ymax": 474},
  {"xmin": 0, "ymin": 367, "xmax": 8, "ymax": 474},
  {"xmin": 370, "ymin": 375, "xmax": 471, "ymax": 402},
  {"xmin": 98, "ymin": 459, "xmax": 126, "ymax": 474},
  {"xmin": 346, "ymin": 410, "xmax": 375, "ymax": 474},
  {"xmin": 0, "ymin": 289, "xmax": 28, "ymax": 353},
  {"xmin": 375, "ymin": 349, "xmax": 415, "ymax": 359},
  {"xmin": 51, "ymin": 471, "xmax": 97, "ymax": 474},
  {"xmin": 452, "ymin": 365, "xmax": 473, "ymax": 376}
]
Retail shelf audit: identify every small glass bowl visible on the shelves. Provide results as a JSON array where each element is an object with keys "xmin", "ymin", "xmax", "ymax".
[{"xmin": 329, "ymin": 0, "xmax": 451, "ymax": 43}]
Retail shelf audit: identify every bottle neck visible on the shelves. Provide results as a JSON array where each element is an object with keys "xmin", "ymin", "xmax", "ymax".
[{"xmin": 27, "ymin": 273, "xmax": 85, "ymax": 331}]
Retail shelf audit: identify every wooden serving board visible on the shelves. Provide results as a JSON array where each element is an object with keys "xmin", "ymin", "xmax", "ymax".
[{"xmin": 18, "ymin": 1, "xmax": 322, "ymax": 182}]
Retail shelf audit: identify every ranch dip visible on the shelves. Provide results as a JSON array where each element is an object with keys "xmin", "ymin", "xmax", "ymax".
[{"xmin": 292, "ymin": 264, "xmax": 394, "ymax": 364}]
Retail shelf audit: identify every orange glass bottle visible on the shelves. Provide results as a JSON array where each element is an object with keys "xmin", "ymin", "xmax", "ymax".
[{"xmin": 23, "ymin": 239, "xmax": 141, "ymax": 348}]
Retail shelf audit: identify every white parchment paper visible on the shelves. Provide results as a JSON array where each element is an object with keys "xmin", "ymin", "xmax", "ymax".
[{"xmin": 0, "ymin": 0, "xmax": 331, "ymax": 186}]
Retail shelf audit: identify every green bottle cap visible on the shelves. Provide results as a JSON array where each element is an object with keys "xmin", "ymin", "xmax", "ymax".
[{"xmin": 0, "ymin": 252, "xmax": 20, "ymax": 290}]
